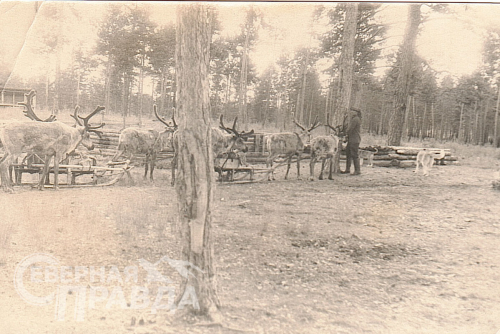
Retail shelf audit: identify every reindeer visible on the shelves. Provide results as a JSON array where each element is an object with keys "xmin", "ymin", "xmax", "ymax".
[
  {"xmin": 0, "ymin": 102, "xmax": 104, "ymax": 192},
  {"xmin": 3, "ymin": 90, "xmax": 56, "ymax": 184},
  {"xmin": 309, "ymin": 115, "xmax": 344, "ymax": 181},
  {"xmin": 170, "ymin": 115, "xmax": 254, "ymax": 186},
  {"xmin": 265, "ymin": 117, "xmax": 320, "ymax": 181},
  {"xmin": 111, "ymin": 105, "xmax": 177, "ymax": 181}
]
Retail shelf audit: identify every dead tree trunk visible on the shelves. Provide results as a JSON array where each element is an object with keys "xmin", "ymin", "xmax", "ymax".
[
  {"xmin": 473, "ymin": 100, "xmax": 479, "ymax": 144},
  {"xmin": 495, "ymin": 86, "xmax": 500, "ymax": 147},
  {"xmin": 122, "ymin": 72, "xmax": 128, "ymax": 128},
  {"xmin": 482, "ymin": 98, "xmax": 490, "ymax": 144},
  {"xmin": 296, "ymin": 51, "xmax": 309, "ymax": 125},
  {"xmin": 420, "ymin": 102, "xmax": 427, "ymax": 139},
  {"xmin": 431, "ymin": 102, "xmax": 435, "ymax": 138},
  {"xmin": 387, "ymin": 4, "xmax": 421, "ymax": 146},
  {"xmin": 138, "ymin": 55, "xmax": 145, "ymax": 127},
  {"xmin": 458, "ymin": 102, "xmax": 465, "ymax": 143},
  {"xmin": 175, "ymin": 4, "xmax": 220, "ymax": 320},
  {"xmin": 238, "ymin": 30, "xmax": 250, "ymax": 129},
  {"xmin": 104, "ymin": 58, "xmax": 112, "ymax": 113}
]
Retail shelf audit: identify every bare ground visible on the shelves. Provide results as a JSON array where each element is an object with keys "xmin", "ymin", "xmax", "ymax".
[{"xmin": 0, "ymin": 161, "xmax": 499, "ymax": 334}]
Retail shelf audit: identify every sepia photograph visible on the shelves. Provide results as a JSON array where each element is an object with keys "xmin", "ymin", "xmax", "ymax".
[{"xmin": 1, "ymin": 1, "xmax": 500, "ymax": 333}]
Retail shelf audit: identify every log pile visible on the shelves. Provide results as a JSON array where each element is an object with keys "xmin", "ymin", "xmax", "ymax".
[{"xmin": 346, "ymin": 145, "xmax": 458, "ymax": 168}]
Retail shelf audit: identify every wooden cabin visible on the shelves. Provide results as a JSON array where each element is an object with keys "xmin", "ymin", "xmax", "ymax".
[{"xmin": 0, "ymin": 87, "xmax": 33, "ymax": 121}]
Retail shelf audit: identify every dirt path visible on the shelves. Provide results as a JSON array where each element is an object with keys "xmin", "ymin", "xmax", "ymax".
[{"xmin": 0, "ymin": 164, "xmax": 499, "ymax": 333}]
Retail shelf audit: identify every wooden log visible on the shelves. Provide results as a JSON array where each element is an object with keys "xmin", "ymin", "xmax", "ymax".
[
  {"xmin": 372, "ymin": 160, "xmax": 397, "ymax": 167},
  {"xmin": 388, "ymin": 145, "xmax": 451, "ymax": 151},
  {"xmin": 395, "ymin": 148, "xmax": 451, "ymax": 155},
  {"xmin": 398, "ymin": 160, "xmax": 416, "ymax": 168}
]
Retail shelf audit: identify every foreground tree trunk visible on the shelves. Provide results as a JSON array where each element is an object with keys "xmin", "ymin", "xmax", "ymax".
[
  {"xmin": 174, "ymin": 4, "xmax": 220, "ymax": 320},
  {"xmin": 335, "ymin": 3, "xmax": 358, "ymax": 126},
  {"xmin": 387, "ymin": 4, "xmax": 421, "ymax": 146},
  {"xmin": 333, "ymin": 3, "xmax": 357, "ymax": 173}
]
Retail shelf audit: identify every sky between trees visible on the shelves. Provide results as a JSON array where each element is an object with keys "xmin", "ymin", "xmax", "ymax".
[{"xmin": 2, "ymin": 1, "xmax": 500, "ymax": 87}]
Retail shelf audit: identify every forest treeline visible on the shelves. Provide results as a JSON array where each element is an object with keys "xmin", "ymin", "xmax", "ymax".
[{"xmin": 5, "ymin": 3, "xmax": 500, "ymax": 146}]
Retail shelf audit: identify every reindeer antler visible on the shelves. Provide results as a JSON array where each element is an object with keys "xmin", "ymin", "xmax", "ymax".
[
  {"xmin": 70, "ymin": 106, "xmax": 83, "ymax": 126},
  {"xmin": 219, "ymin": 115, "xmax": 233, "ymax": 134},
  {"xmin": 219, "ymin": 115, "xmax": 254, "ymax": 138},
  {"xmin": 308, "ymin": 115, "xmax": 320, "ymax": 132},
  {"xmin": 293, "ymin": 118, "xmax": 306, "ymax": 131},
  {"xmin": 326, "ymin": 114, "xmax": 345, "ymax": 137},
  {"xmin": 240, "ymin": 129, "xmax": 255, "ymax": 139},
  {"xmin": 19, "ymin": 90, "xmax": 56, "ymax": 122},
  {"xmin": 154, "ymin": 104, "xmax": 177, "ymax": 129},
  {"xmin": 78, "ymin": 106, "xmax": 105, "ymax": 135}
]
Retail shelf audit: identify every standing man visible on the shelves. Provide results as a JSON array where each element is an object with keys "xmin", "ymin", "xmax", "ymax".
[{"xmin": 342, "ymin": 107, "xmax": 362, "ymax": 175}]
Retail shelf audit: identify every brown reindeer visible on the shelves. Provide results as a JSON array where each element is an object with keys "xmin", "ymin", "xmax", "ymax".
[
  {"xmin": 111, "ymin": 105, "xmax": 177, "ymax": 181},
  {"xmin": 309, "ymin": 115, "xmax": 344, "ymax": 181},
  {"xmin": 265, "ymin": 117, "xmax": 320, "ymax": 181},
  {"xmin": 0, "ymin": 101, "xmax": 104, "ymax": 192},
  {"xmin": 170, "ymin": 115, "xmax": 254, "ymax": 186}
]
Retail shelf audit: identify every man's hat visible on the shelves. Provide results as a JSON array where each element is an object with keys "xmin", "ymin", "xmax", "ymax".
[{"xmin": 350, "ymin": 107, "xmax": 361, "ymax": 113}]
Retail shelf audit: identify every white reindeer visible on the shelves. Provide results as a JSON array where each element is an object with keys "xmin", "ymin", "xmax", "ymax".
[
  {"xmin": 170, "ymin": 115, "xmax": 254, "ymax": 186},
  {"xmin": 309, "ymin": 116, "xmax": 344, "ymax": 181},
  {"xmin": 112, "ymin": 105, "xmax": 177, "ymax": 181},
  {"xmin": 0, "ymin": 98, "xmax": 104, "ymax": 192},
  {"xmin": 265, "ymin": 117, "xmax": 320, "ymax": 181}
]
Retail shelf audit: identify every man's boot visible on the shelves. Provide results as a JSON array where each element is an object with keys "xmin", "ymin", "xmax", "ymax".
[
  {"xmin": 341, "ymin": 160, "xmax": 351, "ymax": 174},
  {"xmin": 352, "ymin": 158, "xmax": 361, "ymax": 175}
]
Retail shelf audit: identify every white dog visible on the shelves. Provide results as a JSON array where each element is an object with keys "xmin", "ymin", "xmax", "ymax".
[
  {"xmin": 359, "ymin": 148, "xmax": 378, "ymax": 167},
  {"xmin": 415, "ymin": 149, "xmax": 446, "ymax": 176}
]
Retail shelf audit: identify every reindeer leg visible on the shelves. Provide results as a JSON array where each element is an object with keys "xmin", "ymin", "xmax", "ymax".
[
  {"xmin": 112, "ymin": 147, "xmax": 124, "ymax": 162},
  {"xmin": 150, "ymin": 152, "xmax": 156, "ymax": 181},
  {"xmin": 53, "ymin": 155, "xmax": 60, "ymax": 190},
  {"xmin": 296, "ymin": 153, "xmax": 301, "ymax": 180},
  {"xmin": 319, "ymin": 159, "xmax": 326, "ymax": 180},
  {"xmin": 9, "ymin": 164, "xmax": 13, "ymax": 184},
  {"xmin": 39, "ymin": 158, "xmax": 51, "ymax": 190},
  {"xmin": 328, "ymin": 157, "xmax": 334, "ymax": 180},
  {"xmin": 144, "ymin": 153, "xmax": 149, "ymax": 180},
  {"xmin": 309, "ymin": 155, "xmax": 316, "ymax": 181},
  {"xmin": 1, "ymin": 153, "xmax": 15, "ymax": 192},
  {"xmin": 171, "ymin": 152, "xmax": 177, "ymax": 186},
  {"xmin": 266, "ymin": 156, "xmax": 274, "ymax": 181},
  {"xmin": 284, "ymin": 156, "xmax": 292, "ymax": 180}
]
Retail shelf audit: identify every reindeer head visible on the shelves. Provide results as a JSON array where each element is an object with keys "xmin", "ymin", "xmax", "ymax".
[
  {"xmin": 293, "ymin": 116, "xmax": 320, "ymax": 144},
  {"xmin": 326, "ymin": 114, "xmax": 346, "ymax": 139},
  {"xmin": 154, "ymin": 104, "xmax": 177, "ymax": 150},
  {"xmin": 219, "ymin": 115, "xmax": 254, "ymax": 153},
  {"xmin": 19, "ymin": 90, "xmax": 56, "ymax": 122},
  {"xmin": 70, "ymin": 105, "xmax": 105, "ymax": 150}
]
